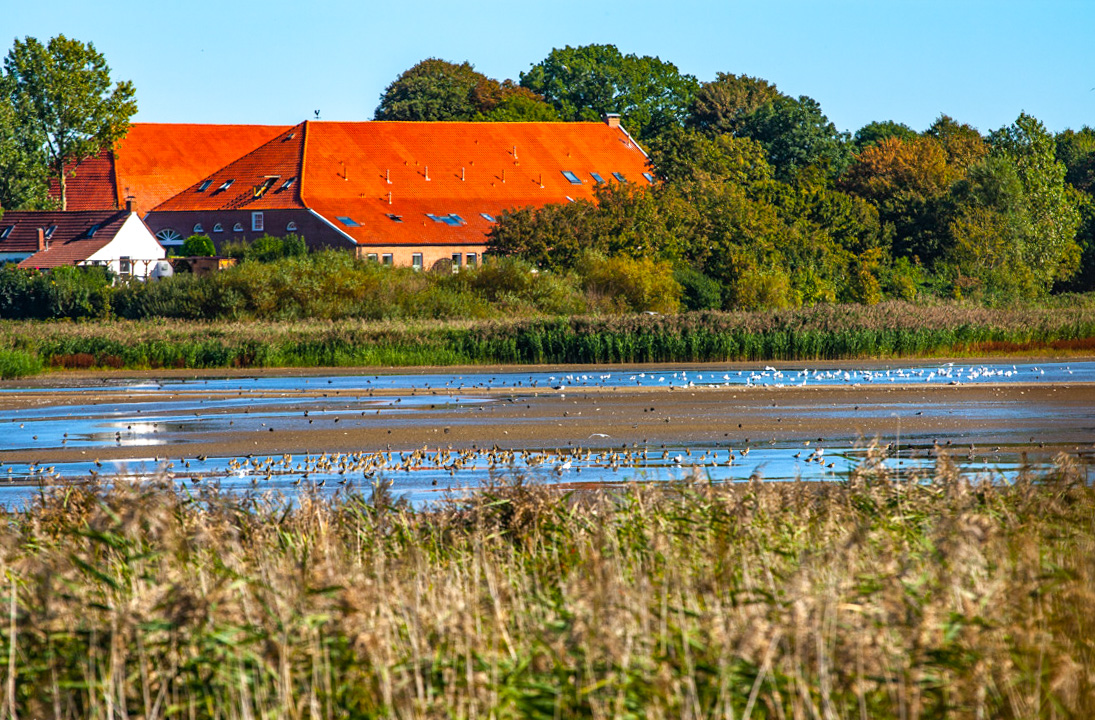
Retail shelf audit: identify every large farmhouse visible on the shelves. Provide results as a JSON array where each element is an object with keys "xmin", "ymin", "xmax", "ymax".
[
  {"xmin": 142, "ymin": 116, "xmax": 653, "ymax": 269},
  {"xmin": 40, "ymin": 116, "xmax": 652, "ymax": 269},
  {"xmin": 51, "ymin": 123, "xmax": 290, "ymax": 213}
]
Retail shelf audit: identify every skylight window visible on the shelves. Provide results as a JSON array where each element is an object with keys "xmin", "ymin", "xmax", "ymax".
[
  {"xmin": 197, "ymin": 180, "xmax": 212, "ymax": 192},
  {"xmin": 643, "ymin": 172, "xmax": 656, "ymax": 184},
  {"xmin": 426, "ymin": 213, "xmax": 466, "ymax": 226},
  {"xmin": 565, "ymin": 196, "xmax": 575, "ymax": 203},
  {"xmin": 280, "ymin": 177, "xmax": 296, "ymax": 190},
  {"xmin": 217, "ymin": 179, "xmax": 234, "ymax": 191},
  {"xmin": 44, "ymin": 225, "xmax": 57, "ymax": 240},
  {"xmin": 336, "ymin": 216, "xmax": 360, "ymax": 227},
  {"xmin": 561, "ymin": 170, "xmax": 582, "ymax": 184},
  {"xmin": 612, "ymin": 172, "xmax": 627, "ymax": 183},
  {"xmin": 590, "ymin": 172, "xmax": 605, "ymax": 184},
  {"xmin": 386, "ymin": 214, "xmax": 403, "ymax": 223},
  {"xmin": 0, "ymin": 225, "xmax": 13, "ymax": 240},
  {"xmin": 480, "ymin": 213, "xmax": 496, "ymax": 222}
]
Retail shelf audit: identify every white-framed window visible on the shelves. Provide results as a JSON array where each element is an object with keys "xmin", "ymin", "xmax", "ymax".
[
  {"xmin": 286, "ymin": 221, "xmax": 298, "ymax": 232},
  {"xmin": 118, "ymin": 256, "xmax": 131, "ymax": 276},
  {"xmin": 412, "ymin": 253, "xmax": 423, "ymax": 270},
  {"xmin": 252, "ymin": 212, "xmax": 264, "ymax": 232},
  {"xmin": 193, "ymin": 223, "xmax": 204, "ymax": 233},
  {"xmin": 381, "ymin": 254, "xmax": 393, "ymax": 265},
  {"xmin": 366, "ymin": 253, "xmax": 378, "ymax": 262},
  {"xmin": 451, "ymin": 253, "xmax": 462, "ymax": 272},
  {"xmin": 212, "ymin": 223, "xmax": 224, "ymax": 233},
  {"xmin": 155, "ymin": 228, "xmax": 183, "ymax": 246},
  {"xmin": 233, "ymin": 222, "xmax": 244, "ymax": 232},
  {"xmin": 466, "ymin": 253, "xmax": 477, "ymax": 267}
]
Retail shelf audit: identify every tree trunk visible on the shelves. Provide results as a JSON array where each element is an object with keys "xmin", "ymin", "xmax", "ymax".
[{"xmin": 58, "ymin": 164, "xmax": 66, "ymax": 211}]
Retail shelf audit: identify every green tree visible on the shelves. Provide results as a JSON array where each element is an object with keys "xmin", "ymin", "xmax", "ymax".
[
  {"xmin": 2, "ymin": 35, "xmax": 136, "ymax": 210},
  {"xmin": 181, "ymin": 234, "xmax": 215, "ymax": 257},
  {"xmin": 1055, "ymin": 126, "xmax": 1095, "ymax": 194},
  {"xmin": 520, "ymin": 44, "xmax": 698, "ymax": 141},
  {"xmin": 375, "ymin": 59, "xmax": 557, "ymax": 122},
  {"xmin": 736, "ymin": 95, "xmax": 853, "ymax": 181},
  {"xmin": 685, "ymin": 73, "xmax": 783, "ymax": 137},
  {"xmin": 374, "ymin": 59, "xmax": 484, "ymax": 121},
  {"xmin": 853, "ymin": 120, "xmax": 917, "ymax": 150},
  {"xmin": 924, "ymin": 114, "xmax": 986, "ymax": 175},
  {"xmin": 988, "ymin": 112, "xmax": 1081, "ymax": 289},
  {"xmin": 0, "ymin": 89, "xmax": 52, "ymax": 211}
]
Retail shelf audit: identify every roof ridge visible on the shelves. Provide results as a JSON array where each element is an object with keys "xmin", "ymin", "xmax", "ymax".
[{"xmin": 297, "ymin": 121, "xmax": 310, "ymax": 209}]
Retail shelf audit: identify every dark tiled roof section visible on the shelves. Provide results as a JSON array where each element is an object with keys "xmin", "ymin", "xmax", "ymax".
[{"xmin": 1, "ymin": 210, "xmax": 128, "ymax": 266}]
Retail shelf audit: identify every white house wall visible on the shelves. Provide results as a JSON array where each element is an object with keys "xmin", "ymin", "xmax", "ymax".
[{"xmin": 84, "ymin": 212, "xmax": 165, "ymax": 279}]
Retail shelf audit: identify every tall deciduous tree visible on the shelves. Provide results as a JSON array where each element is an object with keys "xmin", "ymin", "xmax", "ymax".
[
  {"xmin": 735, "ymin": 95, "xmax": 852, "ymax": 181},
  {"xmin": 374, "ymin": 59, "xmax": 557, "ymax": 122},
  {"xmin": 988, "ymin": 112, "xmax": 1081, "ymax": 289},
  {"xmin": 3, "ymin": 35, "xmax": 136, "ymax": 210},
  {"xmin": 686, "ymin": 73, "xmax": 783, "ymax": 137},
  {"xmin": 0, "ymin": 89, "xmax": 52, "ymax": 212},
  {"xmin": 520, "ymin": 44, "xmax": 697, "ymax": 141}
]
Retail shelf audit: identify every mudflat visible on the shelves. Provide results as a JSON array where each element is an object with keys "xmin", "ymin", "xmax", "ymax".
[{"xmin": 3, "ymin": 378, "xmax": 1092, "ymax": 465}]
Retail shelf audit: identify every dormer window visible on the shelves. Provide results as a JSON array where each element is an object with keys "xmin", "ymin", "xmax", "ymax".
[{"xmin": 197, "ymin": 180, "xmax": 212, "ymax": 192}]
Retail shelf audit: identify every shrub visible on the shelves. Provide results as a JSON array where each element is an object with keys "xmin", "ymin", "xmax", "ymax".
[
  {"xmin": 0, "ymin": 348, "xmax": 41, "ymax": 378},
  {"xmin": 674, "ymin": 265, "xmax": 722, "ymax": 311},
  {"xmin": 181, "ymin": 234, "xmax": 215, "ymax": 257}
]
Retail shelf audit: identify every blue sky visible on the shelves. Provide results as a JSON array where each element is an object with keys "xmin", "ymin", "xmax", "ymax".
[{"xmin": 3, "ymin": 0, "xmax": 1093, "ymax": 135}]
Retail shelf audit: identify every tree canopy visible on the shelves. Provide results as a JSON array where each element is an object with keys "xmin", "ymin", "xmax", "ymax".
[
  {"xmin": 2, "ymin": 35, "xmax": 136, "ymax": 210},
  {"xmin": 519, "ymin": 44, "xmax": 697, "ymax": 141},
  {"xmin": 374, "ymin": 59, "xmax": 557, "ymax": 122}
]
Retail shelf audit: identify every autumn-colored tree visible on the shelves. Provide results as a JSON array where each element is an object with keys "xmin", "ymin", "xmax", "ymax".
[
  {"xmin": 925, "ymin": 114, "xmax": 987, "ymax": 178},
  {"xmin": 841, "ymin": 136, "xmax": 950, "ymax": 203},
  {"xmin": 853, "ymin": 120, "xmax": 917, "ymax": 150}
]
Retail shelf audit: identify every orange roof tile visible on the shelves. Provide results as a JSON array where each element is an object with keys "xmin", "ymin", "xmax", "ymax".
[
  {"xmin": 151, "ymin": 120, "xmax": 654, "ymax": 247},
  {"xmin": 152, "ymin": 126, "xmax": 306, "ymax": 212},
  {"xmin": 49, "ymin": 123, "xmax": 290, "ymax": 212}
]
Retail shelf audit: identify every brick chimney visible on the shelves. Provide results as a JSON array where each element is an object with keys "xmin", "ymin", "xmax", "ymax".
[
  {"xmin": 604, "ymin": 113, "xmax": 621, "ymax": 129},
  {"xmin": 37, "ymin": 228, "xmax": 45, "ymax": 252},
  {"xmin": 125, "ymin": 195, "xmax": 137, "ymax": 214}
]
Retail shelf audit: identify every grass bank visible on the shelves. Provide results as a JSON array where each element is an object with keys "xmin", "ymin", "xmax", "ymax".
[
  {"xmin": 2, "ymin": 300, "xmax": 1095, "ymax": 376},
  {"xmin": 1, "ymin": 453, "xmax": 1092, "ymax": 718}
]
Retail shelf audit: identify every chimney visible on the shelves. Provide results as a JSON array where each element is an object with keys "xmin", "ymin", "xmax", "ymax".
[
  {"xmin": 604, "ymin": 113, "xmax": 622, "ymax": 129},
  {"xmin": 37, "ymin": 228, "xmax": 45, "ymax": 252},
  {"xmin": 125, "ymin": 195, "xmax": 137, "ymax": 214}
]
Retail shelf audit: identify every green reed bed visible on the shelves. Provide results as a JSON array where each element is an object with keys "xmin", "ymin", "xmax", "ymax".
[
  {"xmin": 0, "ymin": 453, "xmax": 1091, "ymax": 718},
  {"xmin": 2, "ymin": 300, "xmax": 1095, "ymax": 374}
]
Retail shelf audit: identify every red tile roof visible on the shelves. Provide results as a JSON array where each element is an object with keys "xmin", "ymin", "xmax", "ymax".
[
  {"xmin": 152, "ymin": 126, "xmax": 306, "ymax": 212},
  {"xmin": 0, "ymin": 210, "xmax": 129, "ymax": 267},
  {"xmin": 49, "ymin": 123, "xmax": 291, "ymax": 212},
  {"xmin": 153, "ymin": 120, "xmax": 654, "ymax": 246}
]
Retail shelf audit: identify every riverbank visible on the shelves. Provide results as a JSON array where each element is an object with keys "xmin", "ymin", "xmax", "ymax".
[{"xmin": 3, "ymin": 300, "xmax": 1095, "ymax": 377}]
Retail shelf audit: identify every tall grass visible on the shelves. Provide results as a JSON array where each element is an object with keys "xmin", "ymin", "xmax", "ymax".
[
  {"xmin": 0, "ymin": 453, "xmax": 1092, "ymax": 717},
  {"xmin": 2, "ymin": 300, "xmax": 1095, "ymax": 373}
]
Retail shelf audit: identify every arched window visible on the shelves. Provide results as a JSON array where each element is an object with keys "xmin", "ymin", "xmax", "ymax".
[
  {"xmin": 155, "ymin": 228, "xmax": 183, "ymax": 246},
  {"xmin": 193, "ymin": 223, "xmax": 204, "ymax": 233},
  {"xmin": 286, "ymin": 221, "xmax": 298, "ymax": 232},
  {"xmin": 212, "ymin": 223, "xmax": 224, "ymax": 233},
  {"xmin": 233, "ymin": 222, "xmax": 244, "ymax": 232}
]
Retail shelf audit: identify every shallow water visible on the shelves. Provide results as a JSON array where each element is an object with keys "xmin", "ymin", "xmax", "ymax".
[{"xmin": 1, "ymin": 360, "xmax": 1091, "ymax": 508}]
